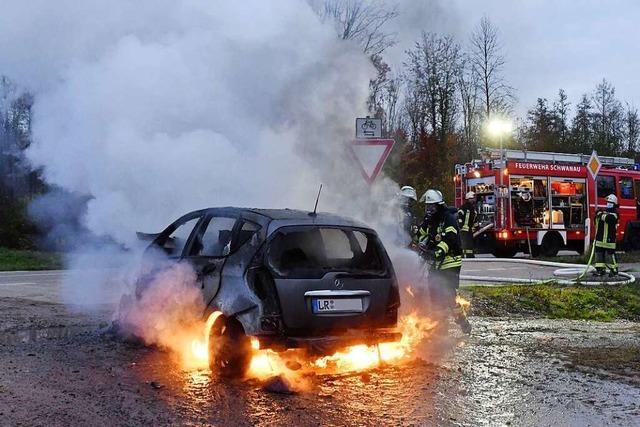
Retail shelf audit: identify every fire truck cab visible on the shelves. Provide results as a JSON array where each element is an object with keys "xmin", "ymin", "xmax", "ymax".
[{"xmin": 454, "ymin": 149, "xmax": 640, "ymax": 257}]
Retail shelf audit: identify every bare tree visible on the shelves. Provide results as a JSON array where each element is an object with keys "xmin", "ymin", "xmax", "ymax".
[
  {"xmin": 457, "ymin": 54, "xmax": 480, "ymax": 155},
  {"xmin": 405, "ymin": 32, "xmax": 461, "ymax": 144},
  {"xmin": 624, "ymin": 103, "xmax": 639, "ymax": 157},
  {"xmin": 367, "ymin": 55, "xmax": 402, "ymax": 135},
  {"xmin": 469, "ymin": 17, "xmax": 514, "ymax": 119},
  {"xmin": 592, "ymin": 78, "xmax": 623, "ymax": 155},
  {"xmin": 312, "ymin": 0, "xmax": 398, "ymax": 56},
  {"xmin": 552, "ymin": 88, "xmax": 570, "ymax": 146}
]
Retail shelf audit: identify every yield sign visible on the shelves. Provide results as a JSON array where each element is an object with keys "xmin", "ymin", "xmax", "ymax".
[
  {"xmin": 587, "ymin": 150, "xmax": 602, "ymax": 180},
  {"xmin": 348, "ymin": 139, "xmax": 395, "ymax": 184}
]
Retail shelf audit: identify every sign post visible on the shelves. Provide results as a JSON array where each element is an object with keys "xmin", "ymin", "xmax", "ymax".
[
  {"xmin": 586, "ymin": 150, "xmax": 602, "ymax": 252},
  {"xmin": 350, "ymin": 117, "xmax": 394, "ymax": 185}
]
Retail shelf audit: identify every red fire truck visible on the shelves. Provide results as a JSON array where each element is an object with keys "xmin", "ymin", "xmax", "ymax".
[{"xmin": 454, "ymin": 149, "xmax": 640, "ymax": 257}]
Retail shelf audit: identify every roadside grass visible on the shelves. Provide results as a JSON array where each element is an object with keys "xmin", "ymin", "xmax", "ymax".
[
  {"xmin": 463, "ymin": 283, "xmax": 640, "ymax": 322},
  {"xmin": 0, "ymin": 247, "xmax": 64, "ymax": 271}
]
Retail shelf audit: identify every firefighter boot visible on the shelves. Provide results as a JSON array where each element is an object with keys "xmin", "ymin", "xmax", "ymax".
[{"xmin": 453, "ymin": 309, "xmax": 472, "ymax": 335}]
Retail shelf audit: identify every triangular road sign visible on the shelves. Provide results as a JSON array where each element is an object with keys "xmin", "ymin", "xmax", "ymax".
[{"xmin": 348, "ymin": 139, "xmax": 395, "ymax": 184}]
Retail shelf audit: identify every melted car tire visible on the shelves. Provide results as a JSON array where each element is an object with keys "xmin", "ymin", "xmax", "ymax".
[{"xmin": 208, "ymin": 317, "xmax": 252, "ymax": 378}]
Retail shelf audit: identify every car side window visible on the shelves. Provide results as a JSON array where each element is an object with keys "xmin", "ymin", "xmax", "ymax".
[
  {"xmin": 161, "ymin": 217, "xmax": 200, "ymax": 257},
  {"xmin": 192, "ymin": 217, "xmax": 238, "ymax": 257},
  {"xmin": 236, "ymin": 221, "xmax": 261, "ymax": 248}
]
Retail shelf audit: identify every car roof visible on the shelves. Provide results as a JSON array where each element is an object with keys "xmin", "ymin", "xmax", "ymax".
[{"xmin": 200, "ymin": 207, "xmax": 373, "ymax": 232}]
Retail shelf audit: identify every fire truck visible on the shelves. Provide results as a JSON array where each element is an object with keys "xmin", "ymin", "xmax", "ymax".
[{"xmin": 454, "ymin": 148, "xmax": 640, "ymax": 257}]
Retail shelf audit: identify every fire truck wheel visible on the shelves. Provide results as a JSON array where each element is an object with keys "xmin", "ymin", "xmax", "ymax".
[
  {"xmin": 628, "ymin": 230, "xmax": 640, "ymax": 251},
  {"xmin": 492, "ymin": 247, "xmax": 517, "ymax": 258},
  {"xmin": 540, "ymin": 232, "xmax": 562, "ymax": 257},
  {"xmin": 209, "ymin": 316, "xmax": 252, "ymax": 378}
]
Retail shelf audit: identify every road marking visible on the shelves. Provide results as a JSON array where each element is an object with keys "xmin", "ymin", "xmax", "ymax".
[
  {"xmin": 0, "ymin": 282, "xmax": 37, "ymax": 286},
  {"xmin": 0, "ymin": 271, "xmax": 67, "ymax": 277},
  {"xmin": 464, "ymin": 267, "xmax": 531, "ymax": 272}
]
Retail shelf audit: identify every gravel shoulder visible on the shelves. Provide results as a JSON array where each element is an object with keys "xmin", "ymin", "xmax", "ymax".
[{"xmin": 1, "ymin": 296, "xmax": 639, "ymax": 426}]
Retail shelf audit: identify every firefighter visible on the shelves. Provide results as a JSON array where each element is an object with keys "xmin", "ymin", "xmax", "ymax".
[
  {"xmin": 594, "ymin": 194, "xmax": 619, "ymax": 276},
  {"xmin": 398, "ymin": 185, "xmax": 418, "ymax": 238},
  {"xmin": 457, "ymin": 191, "xmax": 477, "ymax": 258},
  {"xmin": 416, "ymin": 189, "xmax": 471, "ymax": 334}
]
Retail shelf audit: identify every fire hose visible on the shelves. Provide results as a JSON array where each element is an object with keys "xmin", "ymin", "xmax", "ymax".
[
  {"xmin": 460, "ymin": 257, "xmax": 636, "ymax": 286},
  {"xmin": 466, "ymin": 223, "xmax": 635, "ymax": 285}
]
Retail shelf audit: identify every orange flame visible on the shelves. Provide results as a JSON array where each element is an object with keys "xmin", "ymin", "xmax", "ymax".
[
  {"xmin": 185, "ymin": 311, "xmax": 438, "ymax": 377},
  {"xmin": 455, "ymin": 295, "xmax": 470, "ymax": 313},
  {"xmin": 186, "ymin": 311, "xmax": 223, "ymax": 369},
  {"xmin": 312, "ymin": 312, "xmax": 436, "ymax": 372}
]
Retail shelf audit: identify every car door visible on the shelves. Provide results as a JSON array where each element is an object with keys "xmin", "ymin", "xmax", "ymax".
[
  {"xmin": 136, "ymin": 211, "xmax": 206, "ymax": 297},
  {"xmin": 147, "ymin": 211, "xmax": 206, "ymax": 260},
  {"xmin": 183, "ymin": 214, "xmax": 240, "ymax": 306}
]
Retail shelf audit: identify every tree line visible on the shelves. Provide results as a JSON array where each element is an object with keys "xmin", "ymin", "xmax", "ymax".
[
  {"xmin": 521, "ymin": 81, "xmax": 639, "ymax": 159},
  {"xmin": 0, "ymin": 1, "xmax": 638, "ymax": 249},
  {"xmin": 322, "ymin": 1, "xmax": 639, "ymax": 203}
]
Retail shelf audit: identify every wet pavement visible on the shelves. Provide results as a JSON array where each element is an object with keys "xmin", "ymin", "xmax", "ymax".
[{"xmin": 1, "ymin": 293, "xmax": 639, "ymax": 426}]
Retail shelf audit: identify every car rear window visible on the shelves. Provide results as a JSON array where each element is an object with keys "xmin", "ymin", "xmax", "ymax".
[{"xmin": 267, "ymin": 226, "xmax": 387, "ymax": 278}]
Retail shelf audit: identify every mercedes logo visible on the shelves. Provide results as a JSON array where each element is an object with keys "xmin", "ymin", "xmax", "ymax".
[{"xmin": 334, "ymin": 279, "xmax": 344, "ymax": 289}]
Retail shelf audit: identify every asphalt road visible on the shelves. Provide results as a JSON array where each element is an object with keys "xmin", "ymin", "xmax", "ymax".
[
  {"xmin": 0, "ymin": 258, "xmax": 582, "ymax": 305},
  {"xmin": 0, "ymin": 270, "xmax": 68, "ymax": 302}
]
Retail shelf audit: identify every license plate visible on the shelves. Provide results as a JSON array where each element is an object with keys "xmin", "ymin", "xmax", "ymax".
[{"xmin": 312, "ymin": 298, "xmax": 363, "ymax": 313}]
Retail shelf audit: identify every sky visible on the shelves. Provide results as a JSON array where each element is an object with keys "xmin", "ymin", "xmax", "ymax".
[{"xmin": 386, "ymin": 0, "xmax": 640, "ymax": 118}]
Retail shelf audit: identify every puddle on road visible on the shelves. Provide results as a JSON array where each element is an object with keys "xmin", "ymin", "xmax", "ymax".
[{"xmin": 0, "ymin": 325, "xmax": 99, "ymax": 345}]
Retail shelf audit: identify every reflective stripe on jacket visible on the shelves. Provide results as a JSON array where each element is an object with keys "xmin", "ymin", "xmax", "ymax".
[
  {"xmin": 457, "ymin": 202, "xmax": 476, "ymax": 232},
  {"xmin": 594, "ymin": 211, "xmax": 617, "ymax": 249},
  {"xmin": 417, "ymin": 210, "xmax": 462, "ymax": 270}
]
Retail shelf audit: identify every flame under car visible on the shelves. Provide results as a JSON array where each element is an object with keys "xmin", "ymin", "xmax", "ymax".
[{"xmin": 138, "ymin": 208, "xmax": 401, "ymax": 376}]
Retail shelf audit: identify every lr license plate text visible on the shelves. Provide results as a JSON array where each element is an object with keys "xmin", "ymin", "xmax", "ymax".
[{"xmin": 313, "ymin": 298, "xmax": 363, "ymax": 313}]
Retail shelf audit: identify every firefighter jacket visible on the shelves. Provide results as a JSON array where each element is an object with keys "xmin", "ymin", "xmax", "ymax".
[
  {"xmin": 457, "ymin": 202, "xmax": 477, "ymax": 232},
  {"xmin": 594, "ymin": 210, "xmax": 618, "ymax": 249},
  {"xmin": 400, "ymin": 201, "xmax": 417, "ymax": 236},
  {"xmin": 417, "ymin": 209, "xmax": 463, "ymax": 270}
]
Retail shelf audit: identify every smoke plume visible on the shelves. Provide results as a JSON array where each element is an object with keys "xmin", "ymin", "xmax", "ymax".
[
  {"xmin": 0, "ymin": 1, "xmax": 435, "ymax": 366},
  {"xmin": 0, "ymin": 0, "xmax": 401, "ymax": 247}
]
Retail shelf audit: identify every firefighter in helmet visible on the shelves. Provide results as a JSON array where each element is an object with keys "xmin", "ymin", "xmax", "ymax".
[
  {"xmin": 398, "ymin": 185, "xmax": 418, "ymax": 238},
  {"xmin": 457, "ymin": 191, "xmax": 477, "ymax": 258},
  {"xmin": 594, "ymin": 194, "xmax": 619, "ymax": 276},
  {"xmin": 416, "ymin": 189, "xmax": 471, "ymax": 334}
]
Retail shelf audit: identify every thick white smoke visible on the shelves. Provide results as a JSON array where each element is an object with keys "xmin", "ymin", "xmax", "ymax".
[{"xmin": 0, "ymin": 0, "xmax": 402, "ymax": 246}]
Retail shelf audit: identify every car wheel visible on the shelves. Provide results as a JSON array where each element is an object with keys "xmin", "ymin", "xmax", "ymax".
[{"xmin": 208, "ymin": 317, "xmax": 252, "ymax": 378}]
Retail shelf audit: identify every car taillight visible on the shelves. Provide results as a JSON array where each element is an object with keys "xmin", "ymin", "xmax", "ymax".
[{"xmin": 498, "ymin": 230, "xmax": 510, "ymax": 240}]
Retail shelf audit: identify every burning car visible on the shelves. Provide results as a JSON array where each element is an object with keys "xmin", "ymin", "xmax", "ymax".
[{"xmin": 136, "ymin": 208, "xmax": 401, "ymax": 376}]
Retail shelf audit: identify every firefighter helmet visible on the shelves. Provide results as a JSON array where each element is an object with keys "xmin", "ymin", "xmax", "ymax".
[
  {"xmin": 606, "ymin": 194, "xmax": 618, "ymax": 205},
  {"xmin": 465, "ymin": 191, "xmax": 475, "ymax": 200},
  {"xmin": 399, "ymin": 186, "xmax": 417, "ymax": 201},
  {"xmin": 420, "ymin": 189, "xmax": 445, "ymax": 204}
]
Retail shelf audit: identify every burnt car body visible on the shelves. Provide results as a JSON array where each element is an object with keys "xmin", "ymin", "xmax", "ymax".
[{"xmin": 140, "ymin": 207, "xmax": 401, "ymax": 374}]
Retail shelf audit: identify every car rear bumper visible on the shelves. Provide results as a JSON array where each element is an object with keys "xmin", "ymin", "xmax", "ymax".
[{"xmin": 255, "ymin": 329, "xmax": 402, "ymax": 355}]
